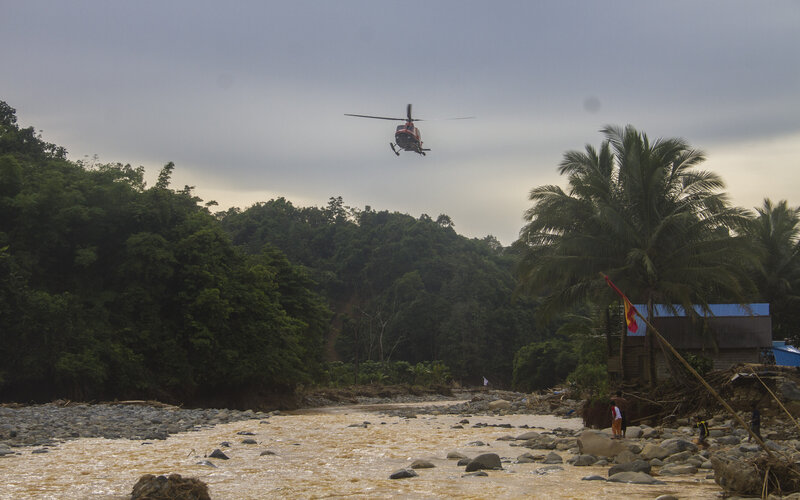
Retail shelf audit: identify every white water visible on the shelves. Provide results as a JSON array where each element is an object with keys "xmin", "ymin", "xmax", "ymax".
[{"xmin": 0, "ymin": 403, "xmax": 723, "ymax": 499}]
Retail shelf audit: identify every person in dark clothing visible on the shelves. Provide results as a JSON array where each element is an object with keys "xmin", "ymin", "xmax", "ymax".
[
  {"xmin": 750, "ymin": 404, "xmax": 762, "ymax": 442},
  {"xmin": 695, "ymin": 415, "xmax": 709, "ymax": 449}
]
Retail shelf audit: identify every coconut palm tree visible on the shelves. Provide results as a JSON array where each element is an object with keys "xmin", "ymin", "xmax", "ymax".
[
  {"xmin": 742, "ymin": 199, "xmax": 800, "ymax": 341},
  {"xmin": 517, "ymin": 125, "xmax": 756, "ymax": 384}
]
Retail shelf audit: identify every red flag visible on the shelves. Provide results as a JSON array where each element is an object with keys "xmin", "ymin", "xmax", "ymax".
[{"xmin": 604, "ymin": 275, "xmax": 639, "ymax": 333}]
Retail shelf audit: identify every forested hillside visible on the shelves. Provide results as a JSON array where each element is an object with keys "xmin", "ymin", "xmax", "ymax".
[
  {"xmin": 0, "ymin": 102, "xmax": 330, "ymax": 404},
  {"xmin": 0, "ymin": 101, "xmax": 550, "ymax": 405},
  {"xmin": 219, "ymin": 198, "xmax": 546, "ymax": 384}
]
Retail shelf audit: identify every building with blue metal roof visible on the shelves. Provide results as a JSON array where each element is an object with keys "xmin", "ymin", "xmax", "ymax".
[{"xmin": 609, "ymin": 303, "xmax": 772, "ymax": 382}]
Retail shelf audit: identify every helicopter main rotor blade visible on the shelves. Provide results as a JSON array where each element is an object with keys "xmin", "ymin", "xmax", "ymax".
[
  {"xmin": 407, "ymin": 104, "xmax": 412, "ymax": 122},
  {"xmin": 344, "ymin": 113, "xmax": 405, "ymax": 121}
]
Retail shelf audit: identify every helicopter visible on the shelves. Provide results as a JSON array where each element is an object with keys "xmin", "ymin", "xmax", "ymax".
[{"xmin": 345, "ymin": 104, "xmax": 471, "ymax": 156}]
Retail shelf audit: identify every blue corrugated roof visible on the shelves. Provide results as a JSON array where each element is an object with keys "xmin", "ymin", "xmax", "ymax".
[
  {"xmin": 627, "ymin": 303, "xmax": 769, "ymax": 336},
  {"xmin": 773, "ymin": 342, "xmax": 800, "ymax": 367}
]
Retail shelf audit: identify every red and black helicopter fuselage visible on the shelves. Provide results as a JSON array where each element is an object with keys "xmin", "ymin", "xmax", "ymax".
[
  {"xmin": 392, "ymin": 121, "xmax": 427, "ymax": 156},
  {"xmin": 345, "ymin": 104, "xmax": 430, "ymax": 156}
]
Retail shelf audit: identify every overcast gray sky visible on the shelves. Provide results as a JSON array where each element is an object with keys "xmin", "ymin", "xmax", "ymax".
[{"xmin": 3, "ymin": 1, "xmax": 799, "ymax": 244}]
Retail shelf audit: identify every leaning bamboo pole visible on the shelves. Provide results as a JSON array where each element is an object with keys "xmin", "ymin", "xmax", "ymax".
[{"xmin": 633, "ymin": 308, "xmax": 774, "ymax": 458}]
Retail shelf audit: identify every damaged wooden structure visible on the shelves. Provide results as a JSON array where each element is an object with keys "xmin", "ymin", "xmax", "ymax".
[{"xmin": 608, "ymin": 304, "xmax": 773, "ymax": 382}]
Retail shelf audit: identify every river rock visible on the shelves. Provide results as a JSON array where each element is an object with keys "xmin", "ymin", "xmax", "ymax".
[
  {"xmin": 410, "ymin": 459, "xmax": 435, "ymax": 469},
  {"xmin": 522, "ymin": 434, "xmax": 556, "ymax": 450},
  {"xmin": 516, "ymin": 452, "xmax": 537, "ymax": 463},
  {"xmin": 625, "ymin": 426, "xmax": 643, "ymax": 439},
  {"xmin": 716, "ymin": 435, "xmax": 741, "ymax": 445},
  {"xmin": 542, "ymin": 452, "xmax": 562, "ymax": 464},
  {"xmin": 664, "ymin": 450, "xmax": 693, "ymax": 463},
  {"xmin": 608, "ymin": 459, "xmax": 651, "ymax": 476},
  {"xmin": 711, "ymin": 455, "xmax": 762, "ymax": 495},
  {"xmin": 640, "ymin": 442, "xmax": 670, "ymax": 460},
  {"xmin": 389, "ymin": 468, "xmax": 418, "ymax": 479},
  {"xmin": 515, "ymin": 431, "xmax": 540, "ymax": 440},
  {"xmin": 612, "ymin": 450, "xmax": 637, "ymax": 464},
  {"xmin": 465, "ymin": 453, "xmax": 502, "ymax": 472},
  {"xmin": 535, "ymin": 465, "xmax": 563, "ymax": 474},
  {"xmin": 131, "ymin": 474, "xmax": 211, "ymax": 500},
  {"xmin": 577, "ymin": 430, "xmax": 627, "ymax": 457},
  {"xmin": 447, "ymin": 451, "xmax": 468, "ymax": 460},
  {"xmin": 607, "ymin": 471, "xmax": 665, "ymax": 485},
  {"xmin": 660, "ymin": 438, "xmax": 698, "ymax": 454},
  {"xmin": 568, "ymin": 454, "xmax": 597, "ymax": 466},
  {"xmin": 581, "ymin": 475, "xmax": 606, "ymax": 481},
  {"xmin": 0, "ymin": 444, "xmax": 15, "ymax": 456},
  {"xmin": 488, "ymin": 399, "xmax": 511, "ymax": 411},
  {"xmin": 462, "ymin": 471, "xmax": 488, "ymax": 477},
  {"xmin": 208, "ymin": 448, "xmax": 229, "ymax": 460},
  {"xmin": 659, "ymin": 464, "xmax": 698, "ymax": 475}
]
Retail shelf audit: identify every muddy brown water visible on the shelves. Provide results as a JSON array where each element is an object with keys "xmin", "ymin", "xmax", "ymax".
[{"xmin": 0, "ymin": 401, "xmax": 723, "ymax": 499}]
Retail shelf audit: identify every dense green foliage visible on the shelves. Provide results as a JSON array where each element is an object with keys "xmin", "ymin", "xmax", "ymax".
[
  {"xmin": 322, "ymin": 360, "xmax": 451, "ymax": 387},
  {"xmin": 515, "ymin": 125, "xmax": 759, "ymax": 384},
  {"xmin": 4, "ymin": 99, "xmax": 799, "ymax": 403},
  {"xmin": 0, "ymin": 102, "xmax": 331, "ymax": 403},
  {"xmin": 0, "ymin": 101, "xmax": 545, "ymax": 403},
  {"xmin": 740, "ymin": 199, "xmax": 800, "ymax": 342},
  {"xmin": 219, "ymin": 197, "xmax": 545, "ymax": 385}
]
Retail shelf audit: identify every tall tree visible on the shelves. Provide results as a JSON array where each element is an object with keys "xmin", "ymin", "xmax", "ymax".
[
  {"xmin": 517, "ymin": 125, "xmax": 756, "ymax": 384},
  {"xmin": 741, "ymin": 199, "xmax": 800, "ymax": 340}
]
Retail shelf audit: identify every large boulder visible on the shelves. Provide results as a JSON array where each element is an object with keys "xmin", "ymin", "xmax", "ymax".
[
  {"xmin": 465, "ymin": 453, "xmax": 502, "ymax": 472},
  {"xmin": 660, "ymin": 438, "xmax": 697, "ymax": 455},
  {"xmin": 640, "ymin": 443, "xmax": 671, "ymax": 460},
  {"xmin": 131, "ymin": 474, "xmax": 210, "ymax": 500},
  {"xmin": 711, "ymin": 456, "xmax": 762, "ymax": 495},
  {"xmin": 577, "ymin": 431, "xmax": 627, "ymax": 458},
  {"xmin": 542, "ymin": 452, "xmax": 563, "ymax": 464}
]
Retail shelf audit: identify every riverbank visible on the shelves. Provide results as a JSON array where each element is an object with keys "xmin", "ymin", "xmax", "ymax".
[
  {"xmin": 1, "ymin": 400, "xmax": 724, "ymax": 500},
  {"xmin": 0, "ymin": 388, "xmax": 576, "ymax": 448},
  {"xmin": 3, "ymin": 386, "xmax": 800, "ymax": 497}
]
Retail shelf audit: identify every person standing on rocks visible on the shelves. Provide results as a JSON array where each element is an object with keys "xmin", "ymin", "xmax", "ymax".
[
  {"xmin": 611, "ymin": 390, "xmax": 629, "ymax": 438},
  {"xmin": 694, "ymin": 415, "xmax": 709, "ymax": 449},
  {"xmin": 749, "ymin": 403, "xmax": 762, "ymax": 442},
  {"xmin": 611, "ymin": 401, "xmax": 623, "ymax": 439}
]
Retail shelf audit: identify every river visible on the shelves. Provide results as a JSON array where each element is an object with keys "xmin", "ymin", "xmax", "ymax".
[{"xmin": 0, "ymin": 402, "xmax": 723, "ymax": 499}]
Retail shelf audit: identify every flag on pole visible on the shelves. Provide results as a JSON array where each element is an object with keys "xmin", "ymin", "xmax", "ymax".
[{"xmin": 604, "ymin": 275, "xmax": 639, "ymax": 333}]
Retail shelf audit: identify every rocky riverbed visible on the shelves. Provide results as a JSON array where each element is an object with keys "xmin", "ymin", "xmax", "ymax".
[
  {"xmin": 0, "ymin": 401, "xmax": 270, "ymax": 448},
  {"xmin": 2, "ymin": 389, "xmax": 800, "ymax": 498}
]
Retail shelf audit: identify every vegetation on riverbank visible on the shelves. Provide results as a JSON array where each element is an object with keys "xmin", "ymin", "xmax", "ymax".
[{"xmin": 2, "ymin": 100, "xmax": 799, "ymax": 408}]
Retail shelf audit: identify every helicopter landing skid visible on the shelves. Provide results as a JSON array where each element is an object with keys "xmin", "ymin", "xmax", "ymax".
[{"xmin": 390, "ymin": 143, "xmax": 400, "ymax": 156}]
